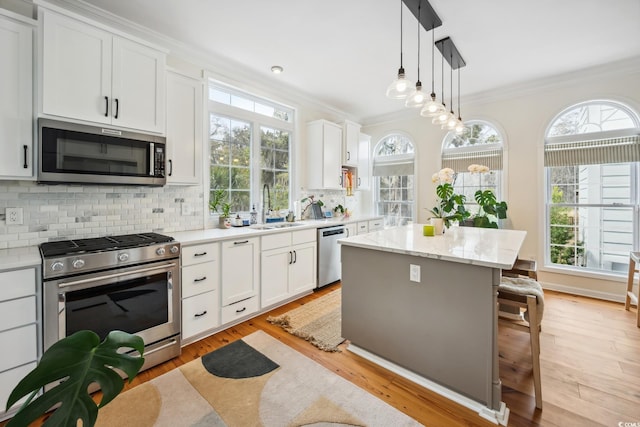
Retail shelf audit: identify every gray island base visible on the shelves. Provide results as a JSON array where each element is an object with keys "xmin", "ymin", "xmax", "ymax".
[{"xmin": 340, "ymin": 225, "xmax": 527, "ymax": 425}]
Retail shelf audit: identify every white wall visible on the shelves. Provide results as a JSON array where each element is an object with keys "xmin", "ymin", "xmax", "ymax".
[{"xmin": 362, "ymin": 63, "xmax": 640, "ymax": 301}]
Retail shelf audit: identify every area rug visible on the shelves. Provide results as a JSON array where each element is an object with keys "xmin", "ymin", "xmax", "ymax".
[
  {"xmin": 267, "ymin": 288, "xmax": 344, "ymax": 352},
  {"xmin": 95, "ymin": 330, "xmax": 421, "ymax": 427}
]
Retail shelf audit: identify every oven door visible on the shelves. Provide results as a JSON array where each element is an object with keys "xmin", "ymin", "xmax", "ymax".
[{"xmin": 43, "ymin": 260, "xmax": 180, "ymax": 354}]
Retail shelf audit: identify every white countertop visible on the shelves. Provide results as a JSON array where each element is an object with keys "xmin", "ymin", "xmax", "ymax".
[
  {"xmin": 171, "ymin": 216, "xmax": 382, "ymax": 245},
  {"xmin": 339, "ymin": 224, "xmax": 527, "ymax": 269},
  {"xmin": 0, "ymin": 246, "xmax": 41, "ymax": 270}
]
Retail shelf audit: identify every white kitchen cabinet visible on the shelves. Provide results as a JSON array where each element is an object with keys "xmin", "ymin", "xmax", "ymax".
[
  {"xmin": 41, "ymin": 9, "xmax": 165, "ymax": 133},
  {"xmin": 0, "ymin": 12, "xmax": 34, "ymax": 179},
  {"xmin": 221, "ymin": 237, "xmax": 259, "ymax": 307},
  {"xmin": 357, "ymin": 132, "xmax": 371, "ymax": 190},
  {"xmin": 181, "ymin": 242, "xmax": 220, "ymax": 342},
  {"xmin": 306, "ymin": 120, "xmax": 343, "ymax": 190},
  {"xmin": 261, "ymin": 229, "xmax": 316, "ymax": 307},
  {"xmin": 356, "ymin": 221, "xmax": 369, "ymax": 234},
  {"xmin": 342, "ymin": 120, "xmax": 360, "ymax": 167},
  {"xmin": 0, "ymin": 266, "xmax": 39, "ymax": 421},
  {"xmin": 344, "ymin": 223, "xmax": 357, "ymax": 238},
  {"xmin": 166, "ymin": 70, "xmax": 203, "ymax": 185},
  {"xmin": 368, "ymin": 218, "xmax": 384, "ymax": 232}
]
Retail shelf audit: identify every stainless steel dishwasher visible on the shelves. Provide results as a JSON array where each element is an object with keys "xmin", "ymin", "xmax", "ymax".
[{"xmin": 317, "ymin": 225, "xmax": 346, "ymax": 288}]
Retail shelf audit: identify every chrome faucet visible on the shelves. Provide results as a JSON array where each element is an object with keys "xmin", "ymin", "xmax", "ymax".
[{"xmin": 262, "ymin": 184, "xmax": 271, "ymax": 223}]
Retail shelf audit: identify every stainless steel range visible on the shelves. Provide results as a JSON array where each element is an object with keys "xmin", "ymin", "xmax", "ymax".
[{"xmin": 41, "ymin": 233, "xmax": 181, "ymax": 372}]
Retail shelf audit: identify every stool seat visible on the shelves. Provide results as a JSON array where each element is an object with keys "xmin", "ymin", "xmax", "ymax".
[{"xmin": 625, "ymin": 251, "xmax": 640, "ymax": 328}]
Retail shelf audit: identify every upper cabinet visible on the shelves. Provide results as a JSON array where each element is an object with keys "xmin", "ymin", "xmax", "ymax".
[
  {"xmin": 166, "ymin": 70, "xmax": 203, "ymax": 185},
  {"xmin": 306, "ymin": 119, "xmax": 343, "ymax": 190},
  {"xmin": 0, "ymin": 12, "xmax": 34, "ymax": 179},
  {"xmin": 40, "ymin": 9, "xmax": 166, "ymax": 134},
  {"xmin": 342, "ymin": 120, "xmax": 360, "ymax": 167}
]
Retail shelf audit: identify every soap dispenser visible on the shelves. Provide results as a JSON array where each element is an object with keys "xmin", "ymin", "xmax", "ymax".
[{"xmin": 250, "ymin": 205, "xmax": 258, "ymax": 224}]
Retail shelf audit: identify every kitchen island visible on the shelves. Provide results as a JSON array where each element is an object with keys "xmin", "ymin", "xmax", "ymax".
[{"xmin": 339, "ymin": 224, "xmax": 526, "ymax": 425}]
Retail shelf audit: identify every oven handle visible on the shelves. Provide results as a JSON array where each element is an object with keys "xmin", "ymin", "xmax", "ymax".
[
  {"xmin": 133, "ymin": 338, "xmax": 179, "ymax": 358},
  {"xmin": 57, "ymin": 263, "xmax": 177, "ymax": 288}
]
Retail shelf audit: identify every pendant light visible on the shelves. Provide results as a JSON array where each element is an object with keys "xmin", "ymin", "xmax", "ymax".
[
  {"xmin": 420, "ymin": 28, "xmax": 445, "ymax": 117},
  {"xmin": 386, "ymin": 0, "xmax": 414, "ymax": 99},
  {"xmin": 443, "ymin": 52, "xmax": 457, "ymax": 130},
  {"xmin": 405, "ymin": 1, "xmax": 426, "ymax": 108},
  {"xmin": 454, "ymin": 66, "xmax": 465, "ymax": 134},
  {"xmin": 431, "ymin": 53, "xmax": 449, "ymax": 126}
]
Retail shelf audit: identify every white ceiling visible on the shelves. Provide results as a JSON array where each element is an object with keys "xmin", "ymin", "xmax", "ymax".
[{"xmin": 78, "ymin": 0, "xmax": 640, "ymax": 122}]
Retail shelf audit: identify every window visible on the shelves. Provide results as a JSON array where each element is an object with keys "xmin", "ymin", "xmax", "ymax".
[
  {"xmin": 544, "ymin": 100, "xmax": 640, "ymax": 274},
  {"xmin": 442, "ymin": 121, "xmax": 505, "ymax": 211},
  {"xmin": 373, "ymin": 134, "xmax": 415, "ymax": 227},
  {"xmin": 208, "ymin": 81, "xmax": 294, "ymax": 213}
]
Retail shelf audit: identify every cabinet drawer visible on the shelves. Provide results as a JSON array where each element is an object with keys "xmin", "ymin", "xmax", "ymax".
[
  {"xmin": 0, "ymin": 268, "xmax": 36, "ymax": 301},
  {"xmin": 0, "ymin": 296, "xmax": 36, "ymax": 332},
  {"xmin": 357, "ymin": 221, "xmax": 369, "ymax": 234},
  {"xmin": 368, "ymin": 219, "xmax": 383, "ymax": 231},
  {"xmin": 0, "ymin": 362, "xmax": 37, "ymax": 413},
  {"xmin": 221, "ymin": 296, "xmax": 259, "ymax": 325},
  {"xmin": 0, "ymin": 324, "xmax": 37, "ymax": 372},
  {"xmin": 261, "ymin": 232, "xmax": 291, "ymax": 251},
  {"xmin": 292, "ymin": 228, "xmax": 316, "ymax": 245},
  {"xmin": 182, "ymin": 290, "xmax": 219, "ymax": 340},
  {"xmin": 182, "ymin": 262, "xmax": 218, "ymax": 298},
  {"xmin": 182, "ymin": 242, "xmax": 219, "ymax": 266}
]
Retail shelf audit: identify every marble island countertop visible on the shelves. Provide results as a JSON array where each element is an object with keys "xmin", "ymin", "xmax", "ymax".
[{"xmin": 339, "ymin": 224, "xmax": 527, "ymax": 269}]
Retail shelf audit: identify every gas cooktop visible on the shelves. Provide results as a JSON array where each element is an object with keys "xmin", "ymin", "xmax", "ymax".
[{"xmin": 40, "ymin": 232, "xmax": 175, "ymax": 258}]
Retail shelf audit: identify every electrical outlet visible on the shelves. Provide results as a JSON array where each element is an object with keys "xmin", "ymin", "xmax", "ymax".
[
  {"xmin": 6, "ymin": 207, "xmax": 23, "ymax": 225},
  {"xmin": 181, "ymin": 203, "xmax": 192, "ymax": 216},
  {"xmin": 409, "ymin": 264, "xmax": 421, "ymax": 282}
]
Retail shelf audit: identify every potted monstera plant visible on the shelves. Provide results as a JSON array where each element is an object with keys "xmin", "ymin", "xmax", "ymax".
[{"xmin": 5, "ymin": 330, "xmax": 144, "ymax": 427}]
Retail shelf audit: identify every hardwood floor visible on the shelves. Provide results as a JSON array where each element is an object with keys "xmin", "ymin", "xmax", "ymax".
[{"xmin": 4, "ymin": 284, "xmax": 640, "ymax": 426}]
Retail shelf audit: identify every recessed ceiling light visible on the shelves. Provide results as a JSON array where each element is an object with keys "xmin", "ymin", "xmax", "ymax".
[{"xmin": 271, "ymin": 65, "xmax": 283, "ymax": 74}]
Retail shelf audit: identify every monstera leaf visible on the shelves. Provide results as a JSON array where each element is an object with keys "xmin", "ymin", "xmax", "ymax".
[{"xmin": 6, "ymin": 330, "xmax": 145, "ymax": 427}]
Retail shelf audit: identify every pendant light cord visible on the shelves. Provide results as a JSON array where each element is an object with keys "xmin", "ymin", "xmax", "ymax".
[
  {"xmin": 430, "ymin": 28, "xmax": 435, "ymax": 96},
  {"xmin": 441, "ymin": 52, "xmax": 445, "ymax": 108},
  {"xmin": 416, "ymin": 2, "xmax": 421, "ymax": 83},
  {"xmin": 457, "ymin": 67, "xmax": 461, "ymax": 118},
  {"xmin": 399, "ymin": 0, "xmax": 404, "ymax": 69},
  {"xmin": 449, "ymin": 53, "xmax": 453, "ymax": 112}
]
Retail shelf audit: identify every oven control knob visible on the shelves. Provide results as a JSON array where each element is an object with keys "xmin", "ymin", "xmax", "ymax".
[
  {"xmin": 51, "ymin": 261, "xmax": 64, "ymax": 272},
  {"xmin": 72, "ymin": 259, "xmax": 85, "ymax": 269},
  {"xmin": 170, "ymin": 245, "xmax": 179, "ymax": 254},
  {"xmin": 118, "ymin": 253, "xmax": 129, "ymax": 262},
  {"xmin": 156, "ymin": 247, "xmax": 166, "ymax": 256}
]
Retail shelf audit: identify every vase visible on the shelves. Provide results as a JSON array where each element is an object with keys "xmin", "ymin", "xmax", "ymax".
[{"xmin": 430, "ymin": 218, "xmax": 444, "ymax": 235}]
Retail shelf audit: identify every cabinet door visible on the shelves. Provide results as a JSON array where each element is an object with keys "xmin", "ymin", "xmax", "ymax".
[
  {"xmin": 221, "ymin": 238, "xmax": 259, "ymax": 306},
  {"xmin": 111, "ymin": 37, "xmax": 165, "ymax": 133},
  {"xmin": 323, "ymin": 122, "xmax": 343, "ymax": 189},
  {"xmin": 290, "ymin": 243, "xmax": 316, "ymax": 294},
  {"xmin": 261, "ymin": 248, "xmax": 290, "ymax": 307},
  {"xmin": 182, "ymin": 289, "xmax": 219, "ymax": 341},
  {"xmin": 166, "ymin": 71, "xmax": 202, "ymax": 185},
  {"xmin": 0, "ymin": 16, "xmax": 33, "ymax": 179},
  {"xmin": 357, "ymin": 133, "xmax": 371, "ymax": 189},
  {"xmin": 343, "ymin": 120, "xmax": 360, "ymax": 167},
  {"xmin": 344, "ymin": 223, "xmax": 357, "ymax": 238},
  {"xmin": 42, "ymin": 10, "xmax": 112, "ymax": 124}
]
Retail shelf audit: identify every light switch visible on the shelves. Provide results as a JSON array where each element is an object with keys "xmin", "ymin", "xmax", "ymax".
[{"xmin": 409, "ymin": 264, "xmax": 421, "ymax": 282}]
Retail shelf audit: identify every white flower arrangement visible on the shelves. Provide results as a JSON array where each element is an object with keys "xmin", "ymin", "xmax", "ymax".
[
  {"xmin": 467, "ymin": 164, "xmax": 490, "ymax": 174},
  {"xmin": 431, "ymin": 167, "xmax": 456, "ymax": 184}
]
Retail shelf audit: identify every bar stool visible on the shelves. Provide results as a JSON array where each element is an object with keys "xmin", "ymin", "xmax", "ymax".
[{"xmin": 625, "ymin": 251, "xmax": 640, "ymax": 328}]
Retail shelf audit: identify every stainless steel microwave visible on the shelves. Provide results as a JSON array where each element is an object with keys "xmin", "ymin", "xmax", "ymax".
[{"xmin": 38, "ymin": 119, "xmax": 167, "ymax": 186}]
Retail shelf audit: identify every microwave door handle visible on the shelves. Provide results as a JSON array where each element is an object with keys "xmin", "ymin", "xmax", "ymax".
[
  {"xmin": 57, "ymin": 263, "xmax": 177, "ymax": 288},
  {"xmin": 150, "ymin": 143, "xmax": 154, "ymax": 176}
]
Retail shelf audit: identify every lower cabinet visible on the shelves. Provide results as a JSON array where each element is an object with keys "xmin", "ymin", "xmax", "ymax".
[
  {"xmin": 345, "ymin": 223, "xmax": 357, "ymax": 238},
  {"xmin": 181, "ymin": 242, "xmax": 220, "ymax": 343},
  {"xmin": 368, "ymin": 218, "xmax": 384, "ymax": 232},
  {"xmin": 356, "ymin": 221, "xmax": 369, "ymax": 234},
  {"xmin": 0, "ymin": 266, "xmax": 40, "ymax": 421},
  {"xmin": 221, "ymin": 237, "xmax": 259, "ymax": 314},
  {"xmin": 261, "ymin": 229, "xmax": 316, "ymax": 307}
]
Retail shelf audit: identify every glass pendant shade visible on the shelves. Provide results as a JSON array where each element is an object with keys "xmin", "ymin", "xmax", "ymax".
[
  {"xmin": 431, "ymin": 108, "xmax": 449, "ymax": 125},
  {"xmin": 405, "ymin": 81, "xmax": 427, "ymax": 108},
  {"xmin": 455, "ymin": 118, "xmax": 465, "ymax": 134},
  {"xmin": 443, "ymin": 112, "xmax": 458, "ymax": 130},
  {"xmin": 421, "ymin": 94, "xmax": 446, "ymax": 117},
  {"xmin": 386, "ymin": 67, "xmax": 414, "ymax": 99}
]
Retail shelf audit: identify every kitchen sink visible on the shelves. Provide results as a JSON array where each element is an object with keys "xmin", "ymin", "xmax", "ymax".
[{"xmin": 251, "ymin": 222, "xmax": 305, "ymax": 230}]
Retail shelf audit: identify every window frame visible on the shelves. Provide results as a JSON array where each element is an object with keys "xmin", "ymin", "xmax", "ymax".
[
  {"xmin": 207, "ymin": 79, "xmax": 295, "ymax": 216},
  {"xmin": 543, "ymin": 99, "xmax": 640, "ymax": 277}
]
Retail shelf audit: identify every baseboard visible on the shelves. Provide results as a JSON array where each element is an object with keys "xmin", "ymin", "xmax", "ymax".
[{"xmin": 540, "ymin": 282, "xmax": 625, "ymax": 303}]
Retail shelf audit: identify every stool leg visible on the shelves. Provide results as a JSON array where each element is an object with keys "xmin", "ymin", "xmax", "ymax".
[
  {"xmin": 625, "ymin": 257, "xmax": 635, "ymax": 311},
  {"xmin": 527, "ymin": 295, "xmax": 542, "ymax": 409}
]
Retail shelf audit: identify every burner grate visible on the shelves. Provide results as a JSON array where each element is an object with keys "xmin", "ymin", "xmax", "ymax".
[{"xmin": 40, "ymin": 233, "xmax": 174, "ymax": 257}]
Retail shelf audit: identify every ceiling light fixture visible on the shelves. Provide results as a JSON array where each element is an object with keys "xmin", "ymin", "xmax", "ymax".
[
  {"xmin": 405, "ymin": 2, "xmax": 426, "ymax": 108},
  {"xmin": 271, "ymin": 65, "xmax": 283, "ymax": 74},
  {"xmin": 431, "ymin": 53, "xmax": 449, "ymax": 126},
  {"xmin": 386, "ymin": 0, "xmax": 413, "ymax": 99},
  {"xmin": 444, "ymin": 52, "xmax": 458, "ymax": 130},
  {"xmin": 433, "ymin": 37, "xmax": 466, "ymax": 132},
  {"xmin": 420, "ymin": 27, "xmax": 445, "ymax": 117},
  {"xmin": 455, "ymin": 67, "xmax": 465, "ymax": 134}
]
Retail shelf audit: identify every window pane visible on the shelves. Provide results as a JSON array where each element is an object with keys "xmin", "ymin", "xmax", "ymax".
[
  {"xmin": 210, "ymin": 165, "xmax": 229, "ymax": 188},
  {"xmin": 260, "ymin": 126, "xmax": 290, "ymax": 211},
  {"xmin": 444, "ymin": 121, "xmax": 502, "ymax": 149},
  {"xmin": 548, "ymin": 102, "xmax": 636, "ymax": 136}
]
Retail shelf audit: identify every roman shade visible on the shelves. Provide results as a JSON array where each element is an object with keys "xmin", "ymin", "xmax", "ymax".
[
  {"xmin": 544, "ymin": 135, "xmax": 640, "ymax": 167},
  {"xmin": 372, "ymin": 154, "xmax": 414, "ymax": 176},
  {"xmin": 441, "ymin": 148, "xmax": 503, "ymax": 173}
]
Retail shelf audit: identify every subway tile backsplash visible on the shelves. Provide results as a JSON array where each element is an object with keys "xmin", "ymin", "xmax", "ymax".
[{"xmin": 0, "ymin": 181, "xmax": 204, "ymax": 249}]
